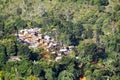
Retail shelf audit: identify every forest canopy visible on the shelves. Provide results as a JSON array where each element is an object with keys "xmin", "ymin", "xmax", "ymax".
[{"xmin": 0, "ymin": 0, "xmax": 120, "ymax": 80}]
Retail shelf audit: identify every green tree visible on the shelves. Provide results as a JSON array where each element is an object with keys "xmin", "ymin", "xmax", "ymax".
[
  {"xmin": 58, "ymin": 70, "xmax": 74, "ymax": 80},
  {"xmin": 45, "ymin": 69, "xmax": 54, "ymax": 80},
  {"xmin": 114, "ymin": 4, "xmax": 120, "ymax": 11},
  {"xmin": 17, "ymin": 60, "xmax": 32, "ymax": 77},
  {"xmin": 0, "ymin": 52, "xmax": 7, "ymax": 65},
  {"xmin": 94, "ymin": 0, "xmax": 109, "ymax": 6},
  {"xmin": 29, "ymin": 51, "xmax": 41, "ymax": 61}
]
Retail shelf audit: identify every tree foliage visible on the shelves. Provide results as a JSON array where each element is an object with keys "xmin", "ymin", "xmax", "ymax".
[{"xmin": 0, "ymin": 0, "xmax": 120, "ymax": 79}]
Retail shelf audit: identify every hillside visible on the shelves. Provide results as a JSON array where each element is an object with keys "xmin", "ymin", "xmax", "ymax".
[{"xmin": 0, "ymin": 0, "xmax": 120, "ymax": 80}]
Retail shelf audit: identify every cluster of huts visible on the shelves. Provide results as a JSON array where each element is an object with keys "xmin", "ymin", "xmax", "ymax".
[{"xmin": 17, "ymin": 28, "xmax": 74, "ymax": 61}]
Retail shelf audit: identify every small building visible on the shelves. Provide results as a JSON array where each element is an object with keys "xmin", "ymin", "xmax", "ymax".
[
  {"xmin": 51, "ymin": 51, "xmax": 56, "ymax": 54},
  {"xmin": 44, "ymin": 35, "xmax": 51, "ymax": 40},
  {"xmin": 76, "ymin": 56, "xmax": 79, "ymax": 59},
  {"xmin": 68, "ymin": 46, "xmax": 74, "ymax": 50},
  {"xmin": 59, "ymin": 48, "xmax": 67, "ymax": 52},
  {"xmin": 9, "ymin": 56, "xmax": 21, "ymax": 61},
  {"xmin": 53, "ymin": 43, "xmax": 58, "ymax": 47},
  {"xmin": 24, "ymin": 39, "xmax": 35, "ymax": 45},
  {"xmin": 55, "ymin": 56, "xmax": 62, "ymax": 61},
  {"xmin": 57, "ymin": 53, "xmax": 61, "ymax": 56}
]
